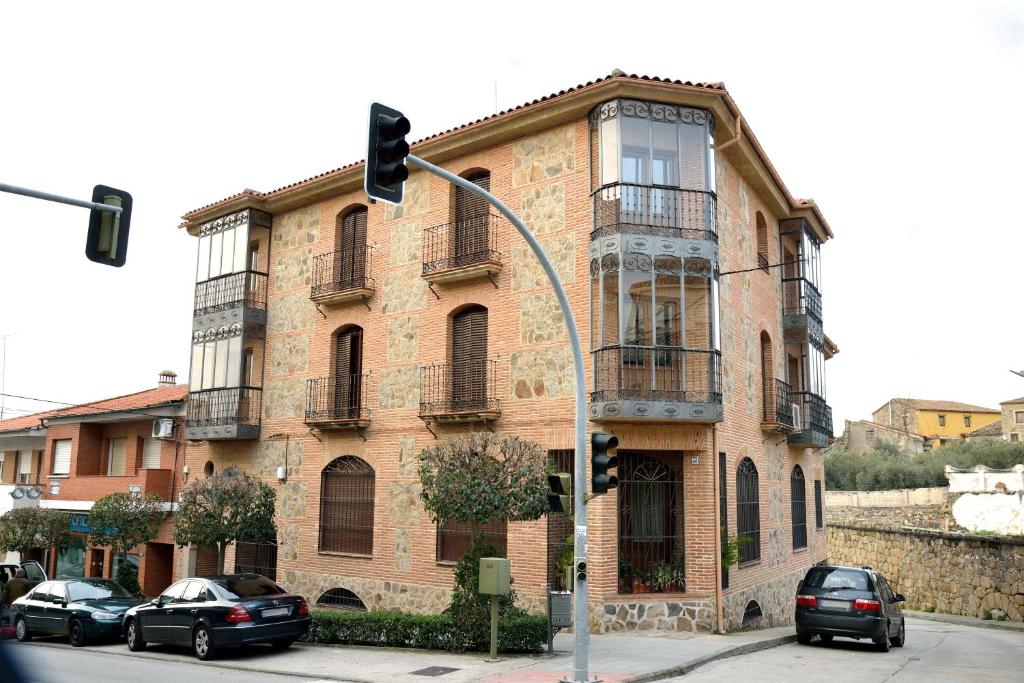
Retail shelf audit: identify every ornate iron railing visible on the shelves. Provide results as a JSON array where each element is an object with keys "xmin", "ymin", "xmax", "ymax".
[
  {"xmin": 186, "ymin": 387, "xmax": 262, "ymax": 427},
  {"xmin": 422, "ymin": 214, "xmax": 501, "ymax": 276},
  {"xmin": 305, "ymin": 374, "xmax": 370, "ymax": 423},
  {"xmin": 782, "ymin": 277, "xmax": 822, "ymax": 321},
  {"xmin": 419, "ymin": 359, "xmax": 499, "ymax": 416},
  {"xmin": 193, "ymin": 270, "xmax": 268, "ymax": 316},
  {"xmin": 791, "ymin": 391, "xmax": 833, "ymax": 437},
  {"xmin": 591, "ymin": 346, "xmax": 722, "ymax": 404},
  {"xmin": 592, "ymin": 182, "xmax": 717, "ymax": 240},
  {"xmin": 311, "ymin": 245, "xmax": 374, "ymax": 298},
  {"xmin": 763, "ymin": 378, "xmax": 795, "ymax": 427}
]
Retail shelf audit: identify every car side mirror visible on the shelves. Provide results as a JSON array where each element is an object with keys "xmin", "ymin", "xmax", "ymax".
[
  {"xmin": 51, "ymin": 597, "xmax": 64, "ymax": 606},
  {"xmin": 894, "ymin": 593, "xmax": 906, "ymax": 603},
  {"xmin": 155, "ymin": 597, "xmax": 165, "ymax": 608}
]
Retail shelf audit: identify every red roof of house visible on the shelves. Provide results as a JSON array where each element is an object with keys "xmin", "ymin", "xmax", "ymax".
[{"xmin": 0, "ymin": 384, "xmax": 187, "ymax": 433}]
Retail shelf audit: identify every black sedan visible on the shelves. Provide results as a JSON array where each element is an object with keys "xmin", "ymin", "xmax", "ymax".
[
  {"xmin": 795, "ymin": 564, "xmax": 906, "ymax": 651},
  {"xmin": 123, "ymin": 574, "xmax": 310, "ymax": 660},
  {"xmin": 12, "ymin": 578, "xmax": 143, "ymax": 646}
]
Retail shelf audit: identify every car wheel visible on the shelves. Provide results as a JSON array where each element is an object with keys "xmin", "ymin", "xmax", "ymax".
[
  {"xmin": 126, "ymin": 619, "xmax": 146, "ymax": 652},
  {"xmin": 193, "ymin": 624, "xmax": 216, "ymax": 661},
  {"xmin": 14, "ymin": 618, "xmax": 31, "ymax": 642},
  {"xmin": 874, "ymin": 628, "xmax": 891, "ymax": 652},
  {"xmin": 69, "ymin": 619, "xmax": 87, "ymax": 647},
  {"xmin": 271, "ymin": 639, "xmax": 294, "ymax": 650},
  {"xmin": 890, "ymin": 620, "xmax": 905, "ymax": 647},
  {"xmin": 819, "ymin": 634, "xmax": 833, "ymax": 644},
  {"xmin": 797, "ymin": 631, "xmax": 813, "ymax": 645}
]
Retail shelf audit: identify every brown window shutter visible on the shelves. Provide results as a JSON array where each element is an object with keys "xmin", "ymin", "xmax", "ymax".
[
  {"xmin": 337, "ymin": 208, "xmax": 368, "ymax": 288},
  {"xmin": 452, "ymin": 307, "xmax": 488, "ymax": 407},
  {"xmin": 334, "ymin": 327, "xmax": 363, "ymax": 417},
  {"xmin": 454, "ymin": 173, "xmax": 490, "ymax": 263}
]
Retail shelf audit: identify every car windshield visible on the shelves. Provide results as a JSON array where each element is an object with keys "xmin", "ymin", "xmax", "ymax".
[
  {"xmin": 212, "ymin": 576, "xmax": 285, "ymax": 600},
  {"xmin": 804, "ymin": 568, "xmax": 870, "ymax": 591},
  {"xmin": 67, "ymin": 580, "xmax": 132, "ymax": 602}
]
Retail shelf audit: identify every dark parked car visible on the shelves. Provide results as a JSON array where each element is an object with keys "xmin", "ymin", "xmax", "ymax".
[
  {"xmin": 795, "ymin": 564, "xmax": 906, "ymax": 651},
  {"xmin": 123, "ymin": 574, "xmax": 310, "ymax": 660},
  {"xmin": 12, "ymin": 578, "xmax": 143, "ymax": 646}
]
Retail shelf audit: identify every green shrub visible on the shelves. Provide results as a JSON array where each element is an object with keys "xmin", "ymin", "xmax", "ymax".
[
  {"xmin": 300, "ymin": 609, "xmax": 545, "ymax": 653},
  {"xmin": 448, "ymin": 539, "xmax": 519, "ymax": 651},
  {"xmin": 115, "ymin": 560, "xmax": 141, "ymax": 598}
]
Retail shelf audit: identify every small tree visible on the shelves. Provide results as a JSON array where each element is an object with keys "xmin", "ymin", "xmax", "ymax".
[
  {"xmin": 0, "ymin": 507, "xmax": 70, "ymax": 559},
  {"xmin": 173, "ymin": 472, "xmax": 276, "ymax": 573},
  {"xmin": 87, "ymin": 493, "xmax": 165, "ymax": 595}
]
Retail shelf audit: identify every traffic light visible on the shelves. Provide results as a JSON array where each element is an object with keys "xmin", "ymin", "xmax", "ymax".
[
  {"xmin": 591, "ymin": 432, "xmax": 619, "ymax": 494},
  {"xmin": 365, "ymin": 102, "xmax": 411, "ymax": 205},
  {"xmin": 85, "ymin": 185, "xmax": 132, "ymax": 267},
  {"xmin": 548, "ymin": 472, "xmax": 571, "ymax": 513}
]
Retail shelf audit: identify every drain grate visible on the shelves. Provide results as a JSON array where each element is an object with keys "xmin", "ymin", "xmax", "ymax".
[{"xmin": 411, "ymin": 666, "xmax": 461, "ymax": 677}]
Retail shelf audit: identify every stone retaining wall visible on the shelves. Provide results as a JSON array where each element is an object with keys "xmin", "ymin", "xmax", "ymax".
[{"xmin": 827, "ymin": 523, "xmax": 1024, "ymax": 621}]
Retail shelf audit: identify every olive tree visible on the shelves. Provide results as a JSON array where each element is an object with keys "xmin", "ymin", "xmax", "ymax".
[{"xmin": 172, "ymin": 472, "xmax": 276, "ymax": 573}]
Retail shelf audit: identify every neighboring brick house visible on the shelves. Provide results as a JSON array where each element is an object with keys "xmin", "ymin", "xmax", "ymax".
[
  {"xmin": 872, "ymin": 398, "xmax": 1000, "ymax": 449},
  {"xmin": 964, "ymin": 421, "xmax": 1004, "ymax": 442},
  {"xmin": 177, "ymin": 72, "xmax": 836, "ymax": 633},
  {"xmin": 840, "ymin": 419, "xmax": 926, "ymax": 453},
  {"xmin": 1000, "ymin": 397, "xmax": 1024, "ymax": 443},
  {"xmin": 0, "ymin": 374, "xmax": 187, "ymax": 597}
]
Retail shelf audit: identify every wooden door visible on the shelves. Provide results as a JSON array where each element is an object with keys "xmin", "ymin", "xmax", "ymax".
[
  {"xmin": 337, "ymin": 208, "xmax": 368, "ymax": 289},
  {"xmin": 454, "ymin": 173, "xmax": 490, "ymax": 266},
  {"xmin": 451, "ymin": 307, "xmax": 487, "ymax": 410},
  {"xmin": 334, "ymin": 328, "xmax": 363, "ymax": 418}
]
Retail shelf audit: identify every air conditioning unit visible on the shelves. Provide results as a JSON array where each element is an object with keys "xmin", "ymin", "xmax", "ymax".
[
  {"xmin": 791, "ymin": 403, "xmax": 802, "ymax": 429},
  {"xmin": 152, "ymin": 418, "xmax": 174, "ymax": 438}
]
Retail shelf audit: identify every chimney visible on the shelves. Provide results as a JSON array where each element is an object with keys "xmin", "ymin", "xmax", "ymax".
[{"xmin": 158, "ymin": 370, "xmax": 177, "ymax": 387}]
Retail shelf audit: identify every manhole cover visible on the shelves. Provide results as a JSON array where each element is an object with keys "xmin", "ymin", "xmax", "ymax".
[{"xmin": 411, "ymin": 666, "xmax": 460, "ymax": 677}]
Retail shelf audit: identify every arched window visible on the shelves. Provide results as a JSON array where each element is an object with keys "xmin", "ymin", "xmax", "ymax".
[
  {"xmin": 336, "ymin": 206, "xmax": 368, "ymax": 290},
  {"xmin": 761, "ymin": 332, "xmax": 775, "ymax": 422},
  {"xmin": 451, "ymin": 305, "xmax": 488, "ymax": 410},
  {"xmin": 736, "ymin": 458, "xmax": 760, "ymax": 564},
  {"xmin": 756, "ymin": 212, "xmax": 769, "ymax": 271},
  {"xmin": 742, "ymin": 600, "xmax": 763, "ymax": 625},
  {"xmin": 319, "ymin": 456, "xmax": 375, "ymax": 555},
  {"xmin": 791, "ymin": 465, "xmax": 807, "ymax": 549},
  {"xmin": 453, "ymin": 170, "xmax": 491, "ymax": 267},
  {"xmin": 316, "ymin": 587, "xmax": 367, "ymax": 612},
  {"xmin": 332, "ymin": 325, "xmax": 364, "ymax": 419}
]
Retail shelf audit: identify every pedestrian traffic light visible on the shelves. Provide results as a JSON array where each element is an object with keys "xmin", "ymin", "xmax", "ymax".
[
  {"xmin": 365, "ymin": 102, "xmax": 411, "ymax": 205},
  {"xmin": 85, "ymin": 185, "xmax": 132, "ymax": 267},
  {"xmin": 548, "ymin": 472, "xmax": 571, "ymax": 513},
  {"xmin": 591, "ymin": 432, "xmax": 618, "ymax": 494}
]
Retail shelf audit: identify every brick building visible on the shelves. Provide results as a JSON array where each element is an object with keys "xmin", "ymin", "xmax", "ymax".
[
  {"xmin": 0, "ymin": 374, "xmax": 187, "ymax": 596},
  {"xmin": 178, "ymin": 72, "xmax": 836, "ymax": 632}
]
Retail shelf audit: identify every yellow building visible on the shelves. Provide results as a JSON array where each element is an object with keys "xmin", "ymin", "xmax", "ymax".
[{"xmin": 871, "ymin": 399, "xmax": 1000, "ymax": 449}]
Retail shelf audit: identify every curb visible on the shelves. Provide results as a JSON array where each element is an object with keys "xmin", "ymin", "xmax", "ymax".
[
  {"xmin": 625, "ymin": 634, "xmax": 798, "ymax": 682},
  {"xmin": 905, "ymin": 610, "xmax": 1024, "ymax": 632}
]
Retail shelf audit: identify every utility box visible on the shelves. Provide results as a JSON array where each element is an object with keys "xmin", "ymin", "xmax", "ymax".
[
  {"xmin": 479, "ymin": 557, "xmax": 511, "ymax": 595},
  {"xmin": 549, "ymin": 591, "xmax": 572, "ymax": 627}
]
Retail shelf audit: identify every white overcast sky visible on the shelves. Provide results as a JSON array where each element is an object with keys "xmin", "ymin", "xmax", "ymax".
[{"xmin": 1, "ymin": 1, "xmax": 1022, "ymax": 428}]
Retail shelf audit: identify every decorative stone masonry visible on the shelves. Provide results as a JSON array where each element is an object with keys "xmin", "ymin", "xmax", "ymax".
[
  {"xmin": 278, "ymin": 482, "xmax": 308, "ymax": 520},
  {"xmin": 278, "ymin": 524, "xmax": 300, "ymax": 562},
  {"xmin": 519, "ymin": 183, "xmax": 565, "ymax": 235},
  {"xmin": 387, "ymin": 317, "xmax": 418, "ymax": 362},
  {"xmin": 378, "ymin": 365, "xmax": 420, "ymax": 410},
  {"xmin": 597, "ymin": 597, "xmax": 715, "ymax": 633},
  {"xmin": 828, "ymin": 523, "xmax": 1024, "ymax": 621},
  {"xmin": 274, "ymin": 248, "xmax": 312, "ymax": 292},
  {"xmin": 381, "ymin": 267, "xmax": 427, "ymax": 314},
  {"xmin": 269, "ymin": 333, "xmax": 309, "ymax": 376},
  {"xmin": 262, "ymin": 377, "xmax": 307, "ymax": 420},
  {"xmin": 390, "ymin": 221, "xmax": 421, "ymax": 266},
  {"xmin": 765, "ymin": 528, "xmax": 786, "ymax": 568},
  {"xmin": 253, "ymin": 440, "xmax": 305, "ymax": 479},
  {"xmin": 511, "ymin": 124, "xmax": 576, "ymax": 187},
  {"xmin": 386, "ymin": 172, "xmax": 430, "ymax": 220},
  {"xmin": 281, "ymin": 569, "xmax": 451, "ymax": 615},
  {"xmin": 723, "ymin": 567, "xmax": 807, "ymax": 631},
  {"xmin": 397, "ymin": 436, "xmax": 417, "ymax": 477},
  {"xmin": 519, "ymin": 292, "xmax": 566, "ymax": 345},
  {"xmin": 272, "ymin": 205, "xmax": 319, "ymax": 251},
  {"xmin": 509, "ymin": 347, "xmax": 574, "ymax": 400},
  {"xmin": 511, "ymin": 234, "xmax": 575, "ymax": 292},
  {"xmin": 394, "ymin": 529, "xmax": 412, "ymax": 572},
  {"xmin": 388, "ymin": 482, "xmax": 422, "ymax": 526},
  {"xmin": 267, "ymin": 289, "xmax": 316, "ymax": 335}
]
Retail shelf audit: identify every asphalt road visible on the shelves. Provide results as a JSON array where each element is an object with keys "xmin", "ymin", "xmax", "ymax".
[{"xmin": 669, "ymin": 618, "xmax": 1024, "ymax": 682}]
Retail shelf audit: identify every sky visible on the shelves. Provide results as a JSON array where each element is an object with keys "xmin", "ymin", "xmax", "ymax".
[{"xmin": 1, "ymin": 0, "xmax": 1022, "ymax": 429}]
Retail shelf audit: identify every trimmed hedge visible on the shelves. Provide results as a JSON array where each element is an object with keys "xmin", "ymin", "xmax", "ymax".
[{"xmin": 301, "ymin": 608, "xmax": 547, "ymax": 653}]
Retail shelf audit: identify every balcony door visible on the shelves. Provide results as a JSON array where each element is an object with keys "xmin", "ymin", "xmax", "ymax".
[
  {"xmin": 451, "ymin": 306, "xmax": 487, "ymax": 410},
  {"xmin": 337, "ymin": 207, "xmax": 367, "ymax": 290},
  {"xmin": 333, "ymin": 327, "xmax": 363, "ymax": 419},
  {"xmin": 453, "ymin": 172, "xmax": 490, "ymax": 267}
]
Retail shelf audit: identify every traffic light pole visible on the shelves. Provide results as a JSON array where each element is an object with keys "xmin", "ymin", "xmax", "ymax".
[
  {"xmin": 0, "ymin": 181, "xmax": 124, "ymax": 215},
  {"xmin": 407, "ymin": 154, "xmax": 592, "ymax": 682}
]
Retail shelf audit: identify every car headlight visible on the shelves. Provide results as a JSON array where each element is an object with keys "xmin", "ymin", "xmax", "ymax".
[{"xmin": 92, "ymin": 611, "xmax": 120, "ymax": 621}]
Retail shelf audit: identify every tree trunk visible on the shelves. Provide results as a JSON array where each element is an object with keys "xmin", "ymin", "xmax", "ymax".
[{"xmin": 217, "ymin": 541, "xmax": 226, "ymax": 574}]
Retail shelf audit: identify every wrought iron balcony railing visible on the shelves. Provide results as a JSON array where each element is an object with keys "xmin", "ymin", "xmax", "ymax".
[
  {"xmin": 782, "ymin": 277, "xmax": 822, "ymax": 321},
  {"xmin": 186, "ymin": 386, "xmax": 262, "ymax": 428},
  {"xmin": 592, "ymin": 183, "xmax": 717, "ymax": 240},
  {"xmin": 419, "ymin": 359, "xmax": 500, "ymax": 418},
  {"xmin": 591, "ymin": 346, "xmax": 722, "ymax": 404},
  {"xmin": 311, "ymin": 245, "xmax": 374, "ymax": 300},
  {"xmin": 791, "ymin": 391, "xmax": 833, "ymax": 438},
  {"xmin": 763, "ymin": 378, "xmax": 795, "ymax": 428},
  {"xmin": 305, "ymin": 374, "xmax": 370, "ymax": 426},
  {"xmin": 422, "ymin": 214, "xmax": 501, "ymax": 277},
  {"xmin": 193, "ymin": 270, "xmax": 268, "ymax": 317}
]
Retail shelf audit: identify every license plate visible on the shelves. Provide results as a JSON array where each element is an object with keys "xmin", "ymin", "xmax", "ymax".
[
  {"xmin": 818, "ymin": 599, "xmax": 850, "ymax": 611},
  {"xmin": 262, "ymin": 607, "xmax": 290, "ymax": 618}
]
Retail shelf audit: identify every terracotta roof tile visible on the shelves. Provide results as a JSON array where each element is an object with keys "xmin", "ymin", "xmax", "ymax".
[
  {"xmin": 0, "ymin": 410, "xmax": 60, "ymax": 434},
  {"xmin": 0, "ymin": 385, "xmax": 187, "ymax": 433},
  {"xmin": 999, "ymin": 396, "xmax": 1024, "ymax": 404},
  {"xmin": 966, "ymin": 422, "xmax": 1003, "ymax": 438},
  {"xmin": 876, "ymin": 398, "xmax": 1000, "ymax": 414}
]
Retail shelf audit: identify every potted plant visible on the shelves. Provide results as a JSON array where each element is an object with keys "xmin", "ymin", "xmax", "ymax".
[
  {"xmin": 649, "ymin": 562, "xmax": 685, "ymax": 593},
  {"xmin": 631, "ymin": 568, "xmax": 650, "ymax": 594}
]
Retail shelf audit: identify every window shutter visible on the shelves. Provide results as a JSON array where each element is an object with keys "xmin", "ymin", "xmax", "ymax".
[
  {"xmin": 108, "ymin": 438, "xmax": 127, "ymax": 477},
  {"xmin": 142, "ymin": 438, "xmax": 162, "ymax": 469},
  {"xmin": 338, "ymin": 208, "xmax": 367, "ymax": 288},
  {"xmin": 454, "ymin": 173, "xmax": 490, "ymax": 262},
  {"xmin": 53, "ymin": 440, "xmax": 71, "ymax": 476},
  {"xmin": 333, "ymin": 327, "xmax": 362, "ymax": 417},
  {"xmin": 452, "ymin": 307, "xmax": 487, "ymax": 407}
]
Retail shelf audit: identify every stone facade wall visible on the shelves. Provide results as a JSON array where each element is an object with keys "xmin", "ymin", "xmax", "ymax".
[
  {"xmin": 825, "ymin": 488, "xmax": 964, "ymax": 532},
  {"xmin": 597, "ymin": 597, "xmax": 715, "ymax": 633},
  {"xmin": 828, "ymin": 524, "xmax": 1024, "ymax": 621},
  {"xmin": 722, "ymin": 567, "xmax": 807, "ymax": 630},
  {"xmin": 1001, "ymin": 400, "xmax": 1024, "ymax": 443}
]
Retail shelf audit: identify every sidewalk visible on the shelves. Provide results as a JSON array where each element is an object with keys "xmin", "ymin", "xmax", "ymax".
[
  {"xmin": 902, "ymin": 609, "xmax": 1024, "ymax": 632},
  {"xmin": 21, "ymin": 625, "xmax": 795, "ymax": 682}
]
